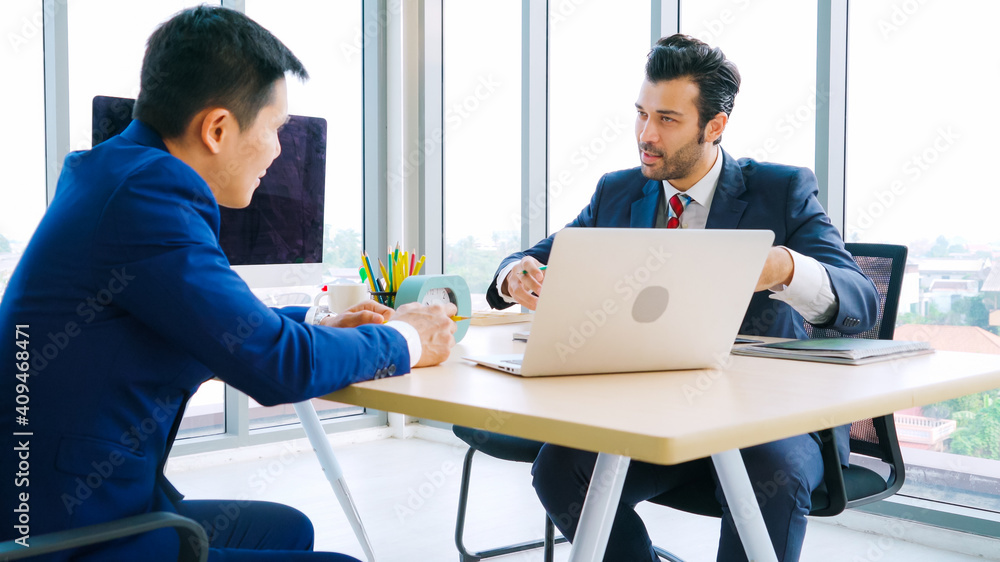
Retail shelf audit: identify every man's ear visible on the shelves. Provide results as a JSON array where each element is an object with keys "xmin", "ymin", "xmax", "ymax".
[
  {"xmin": 198, "ymin": 108, "xmax": 236, "ymax": 155},
  {"xmin": 703, "ymin": 112, "xmax": 728, "ymax": 145}
]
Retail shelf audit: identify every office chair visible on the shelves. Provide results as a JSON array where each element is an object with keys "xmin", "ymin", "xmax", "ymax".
[
  {"xmin": 648, "ymin": 242, "xmax": 909, "ymax": 561},
  {"xmin": 451, "ymin": 425, "xmax": 567, "ymax": 561},
  {"xmin": 0, "ymin": 511, "xmax": 209, "ymax": 561}
]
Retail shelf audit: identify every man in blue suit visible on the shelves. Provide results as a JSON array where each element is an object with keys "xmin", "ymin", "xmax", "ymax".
[
  {"xmin": 0, "ymin": 6, "xmax": 456, "ymax": 561},
  {"xmin": 486, "ymin": 35, "xmax": 879, "ymax": 561}
]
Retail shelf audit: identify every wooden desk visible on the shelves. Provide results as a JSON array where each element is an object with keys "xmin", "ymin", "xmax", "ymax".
[{"xmin": 324, "ymin": 323, "xmax": 1000, "ymax": 561}]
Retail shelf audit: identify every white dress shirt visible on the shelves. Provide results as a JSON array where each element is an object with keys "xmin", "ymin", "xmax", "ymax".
[
  {"xmin": 498, "ymin": 148, "xmax": 839, "ymax": 324},
  {"xmin": 304, "ymin": 308, "xmax": 422, "ymax": 367}
]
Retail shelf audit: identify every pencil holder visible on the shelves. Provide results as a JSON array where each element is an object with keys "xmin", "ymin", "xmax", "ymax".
[{"xmin": 370, "ymin": 291, "xmax": 397, "ymax": 308}]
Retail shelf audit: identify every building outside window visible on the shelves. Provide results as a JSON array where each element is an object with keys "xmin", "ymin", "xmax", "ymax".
[{"xmin": 845, "ymin": 0, "xmax": 1000, "ymax": 512}]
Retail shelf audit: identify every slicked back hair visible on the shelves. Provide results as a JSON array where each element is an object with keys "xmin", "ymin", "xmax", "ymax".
[
  {"xmin": 645, "ymin": 34, "xmax": 740, "ymax": 145},
  {"xmin": 133, "ymin": 6, "xmax": 308, "ymax": 139}
]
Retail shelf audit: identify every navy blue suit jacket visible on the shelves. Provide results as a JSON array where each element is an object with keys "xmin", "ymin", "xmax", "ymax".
[
  {"xmin": 486, "ymin": 152, "xmax": 880, "ymax": 462},
  {"xmin": 0, "ymin": 121, "xmax": 409, "ymax": 559}
]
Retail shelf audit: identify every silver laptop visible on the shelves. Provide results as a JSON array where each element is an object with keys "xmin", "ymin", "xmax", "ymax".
[{"xmin": 464, "ymin": 228, "xmax": 774, "ymax": 376}]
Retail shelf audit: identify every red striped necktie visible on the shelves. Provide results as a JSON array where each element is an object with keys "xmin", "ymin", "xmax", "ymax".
[{"xmin": 665, "ymin": 193, "xmax": 692, "ymax": 229}]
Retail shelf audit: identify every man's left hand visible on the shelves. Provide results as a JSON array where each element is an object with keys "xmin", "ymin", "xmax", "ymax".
[
  {"xmin": 755, "ymin": 246, "xmax": 795, "ymax": 291},
  {"xmin": 320, "ymin": 301, "xmax": 394, "ymax": 328}
]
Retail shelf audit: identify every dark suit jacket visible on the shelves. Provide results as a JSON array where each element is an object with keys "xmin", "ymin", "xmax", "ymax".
[
  {"xmin": 0, "ymin": 120, "xmax": 409, "ymax": 560},
  {"xmin": 486, "ymin": 151, "xmax": 880, "ymax": 463}
]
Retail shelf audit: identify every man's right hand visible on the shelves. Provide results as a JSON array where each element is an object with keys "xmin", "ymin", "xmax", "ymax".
[
  {"xmin": 392, "ymin": 302, "xmax": 458, "ymax": 367},
  {"xmin": 502, "ymin": 256, "xmax": 546, "ymax": 311}
]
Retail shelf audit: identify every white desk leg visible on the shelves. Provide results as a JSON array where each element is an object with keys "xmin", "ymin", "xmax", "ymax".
[
  {"xmin": 568, "ymin": 453, "xmax": 630, "ymax": 562},
  {"xmin": 293, "ymin": 401, "xmax": 377, "ymax": 562},
  {"xmin": 711, "ymin": 449, "xmax": 779, "ymax": 562}
]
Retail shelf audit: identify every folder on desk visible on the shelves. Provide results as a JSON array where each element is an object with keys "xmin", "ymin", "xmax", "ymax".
[{"xmin": 732, "ymin": 338, "xmax": 934, "ymax": 365}]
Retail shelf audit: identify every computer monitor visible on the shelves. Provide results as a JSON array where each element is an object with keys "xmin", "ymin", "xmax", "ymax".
[{"xmin": 91, "ymin": 95, "xmax": 326, "ymax": 288}]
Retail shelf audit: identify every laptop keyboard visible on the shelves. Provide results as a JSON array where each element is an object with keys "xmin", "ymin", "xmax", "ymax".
[{"xmin": 504, "ymin": 359, "xmax": 524, "ymax": 365}]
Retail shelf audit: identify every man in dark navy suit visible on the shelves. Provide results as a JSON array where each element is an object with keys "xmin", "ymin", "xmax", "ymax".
[
  {"xmin": 486, "ymin": 35, "xmax": 879, "ymax": 561},
  {"xmin": 0, "ymin": 6, "xmax": 456, "ymax": 561}
]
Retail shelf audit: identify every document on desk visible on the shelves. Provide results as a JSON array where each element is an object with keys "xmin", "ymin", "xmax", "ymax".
[{"xmin": 732, "ymin": 338, "xmax": 934, "ymax": 365}]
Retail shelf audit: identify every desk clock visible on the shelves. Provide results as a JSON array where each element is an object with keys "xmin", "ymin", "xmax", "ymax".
[{"xmin": 395, "ymin": 274, "xmax": 472, "ymax": 342}]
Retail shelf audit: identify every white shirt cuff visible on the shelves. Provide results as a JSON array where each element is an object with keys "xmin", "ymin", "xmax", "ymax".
[
  {"xmin": 384, "ymin": 320, "xmax": 422, "ymax": 368},
  {"xmin": 495, "ymin": 262, "xmax": 520, "ymax": 304},
  {"xmin": 304, "ymin": 306, "xmax": 335, "ymax": 326},
  {"xmin": 768, "ymin": 247, "xmax": 837, "ymax": 324}
]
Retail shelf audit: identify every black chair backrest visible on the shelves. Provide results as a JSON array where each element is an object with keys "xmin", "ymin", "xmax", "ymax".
[
  {"xmin": 645, "ymin": 243, "xmax": 910, "ymax": 522},
  {"xmin": 805, "ymin": 243, "xmax": 908, "ymax": 341},
  {"xmin": 805, "ymin": 243, "xmax": 908, "ymax": 463}
]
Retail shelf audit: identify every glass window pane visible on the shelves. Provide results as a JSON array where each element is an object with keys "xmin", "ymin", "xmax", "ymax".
[
  {"xmin": 845, "ymin": 1, "xmax": 1000, "ymax": 512},
  {"xmin": 246, "ymin": 0, "xmax": 365, "ymax": 424},
  {"xmin": 68, "ymin": 0, "xmax": 205, "ymax": 152},
  {"xmin": 246, "ymin": 0, "xmax": 364, "ymax": 276},
  {"xmin": 177, "ymin": 379, "xmax": 225, "ymax": 438},
  {"xmin": 680, "ymin": 0, "xmax": 817, "ymax": 170},
  {"xmin": 0, "ymin": 0, "xmax": 46, "ymax": 301},
  {"xmin": 548, "ymin": 1, "xmax": 650, "ymax": 232},
  {"xmin": 443, "ymin": 0, "xmax": 521, "ymax": 308}
]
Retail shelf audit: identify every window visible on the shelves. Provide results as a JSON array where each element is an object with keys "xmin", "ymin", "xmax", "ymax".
[
  {"xmin": 245, "ymin": 0, "xmax": 366, "ymax": 426},
  {"xmin": 548, "ymin": 0, "xmax": 650, "ymax": 232},
  {"xmin": 67, "ymin": 1, "xmax": 205, "ymax": 152},
  {"xmin": 246, "ymin": 0, "xmax": 364, "ymax": 277},
  {"xmin": 845, "ymin": 1, "xmax": 1000, "ymax": 512},
  {"xmin": 442, "ymin": 0, "xmax": 522, "ymax": 308},
  {"xmin": 680, "ymin": 0, "xmax": 817, "ymax": 170},
  {"xmin": 177, "ymin": 380, "xmax": 225, "ymax": 439},
  {"xmin": 0, "ymin": 0, "xmax": 46, "ymax": 300}
]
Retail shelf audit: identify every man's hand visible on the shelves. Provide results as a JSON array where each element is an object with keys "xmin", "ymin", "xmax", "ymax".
[
  {"xmin": 756, "ymin": 246, "xmax": 795, "ymax": 291},
  {"xmin": 392, "ymin": 302, "xmax": 458, "ymax": 367},
  {"xmin": 319, "ymin": 301, "xmax": 394, "ymax": 328},
  {"xmin": 502, "ymin": 256, "xmax": 546, "ymax": 310}
]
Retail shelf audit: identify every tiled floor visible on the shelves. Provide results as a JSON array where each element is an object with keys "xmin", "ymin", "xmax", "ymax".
[{"xmin": 166, "ymin": 433, "xmax": 998, "ymax": 561}]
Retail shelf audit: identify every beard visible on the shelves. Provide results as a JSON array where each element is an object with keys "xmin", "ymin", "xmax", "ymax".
[{"xmin": 638, "ymin": 131, "xmax": 706, "ymax": 181}]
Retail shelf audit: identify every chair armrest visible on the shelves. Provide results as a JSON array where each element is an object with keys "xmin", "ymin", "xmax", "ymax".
[
  {"xmin": 811, "ymin": 427, "xmax": 848, "ymax": 516},
  {"xmin": 863, "ymin": 415, "xmax": 906, "ymax": 501},
  {"xmin": 0, "ymin": 511, "xmax": 208, "ymax": 562}
]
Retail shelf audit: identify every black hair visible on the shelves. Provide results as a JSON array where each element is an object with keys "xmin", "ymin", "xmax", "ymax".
[
  {"xmin": 133, "ymin": 6, "xmax": 308, "ymax": 139},
  {"xmin": 645, "ymin": 34, "xmax": 740, "ymax": 145}
]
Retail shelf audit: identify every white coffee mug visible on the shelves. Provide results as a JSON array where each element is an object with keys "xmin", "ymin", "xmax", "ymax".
[{"xmin": 314, "ymin": 282, "xmax": 369, "ymax": 313}]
